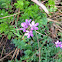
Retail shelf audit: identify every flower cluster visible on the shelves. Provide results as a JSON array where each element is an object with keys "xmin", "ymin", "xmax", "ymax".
[
  {"xmin": 55, "ymin": 40, "xmax": 62, "ymax": 48},
  {"xmin": 20, "ymin": 19, "xmax": 39, "ymax": 38}
]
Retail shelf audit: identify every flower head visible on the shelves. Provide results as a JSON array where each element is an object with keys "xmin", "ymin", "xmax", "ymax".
[
  {"xmin": 19, "ymin": 19, "xmax": 39, "ymax": 38},
  {"xmin": 60, "ymin": 44, "xmax": 62, "ymax": 48},
  {"xmin": 20, "ymin": 19, "xmax": 31, "ymax": 32},
  {"xmin": 25, "ymin": 19, "xmax": 31, "ymax": 26},
  {"xmin": 30, "ymin": 21, "xmax": 39, "ymax": 30},
  {"xmin": 25, "ymin": 30, "xmax": 33, "ymax": 38},
  {"xmin": 55, "ymin": 40, "xmax": 61, "ymax": 47},
  {"xmin": 20, "ymin": 28, "xmax": 26, "ymax": 32},
  {"xmin": 21, "ymin": 22, "xmax": 28, "ymax": 28},
  {"xmin": 20, "ymin": 22, "xmax": 28, "ymax": 32}
]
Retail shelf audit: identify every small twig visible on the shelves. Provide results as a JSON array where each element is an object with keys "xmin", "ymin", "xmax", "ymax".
[
  {"xmin": 35, "ymin": 30, "xmax": 41, "ymax": 62},
  {"xmin": 0, "ymin": 33, "xmax": 5, "ymax": 36},
  {"xmin": 1, "ymin": 45, "xmax": 5, "ymax": 58},
  {"xmin": 11, "ymin": 15, "xmax": 16, "ymax": 25},
  {"xmin": 0, "ymin": 36, "xmax": 5, "ymax": 48},
  {"xmin": 0, "ymin": 50, "xmax": 14, "ymax": 61},
  {"xmin": 56, "ymin": 6, "xmax": 62, "ymax": 13},
  {"xmin": 47, "ymin": 18, "xmax": 62, "ymax": 25},
  {"xmin": 15, "ymin": 49, "xmax": 19, "ymax": 60},
  {"xmin": 0, "ymin": 12, "xmax": 20, "ymax": 19},
  {"xmin": 36, "ymin": 31, "xmax": 45, "ymax": 36},
  {"xmin": 16, "ymin": 9, "xmax": 20, "ymax": 22},
  {"xmin": 57, "ymin": 25, "xmax": 62, "ymax": 30},
  {"xmin": 53, "ymin": 24, "xmax": 62, "ymax": 32},
  {"xmin": 0, "ymin": 36, "xmax": 5, "ymax": 45},
  {"xmin": 25, "ymin": 41, "xmax": 46, "ymax": 61},
  {"xmin": 11, "ymin": 48, "xmax": 18, "ymax": 60},
  {"xmin": 1, "ymin": 37, "xmax": 8, "ymax": 58},
  {"xmin": 31, "ymin": 0, "xmax": 49, "ymax": 14},
  {"xmin": 53, "ymin": 51, "xmax": 62, "ymax": 59}
]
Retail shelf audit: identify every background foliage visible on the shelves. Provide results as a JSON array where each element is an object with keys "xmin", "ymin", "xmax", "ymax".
[{"xmin": 0, "ymin": 0, "xmax": 62, "ymax": 62}]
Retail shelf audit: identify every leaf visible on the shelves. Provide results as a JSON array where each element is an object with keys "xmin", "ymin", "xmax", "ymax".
[
  {"xmin": 24, "ymin": 50, "xmax": 32, "ymax": 55},
  {"xmin": 14, "ymin": 1, "xmax": 24, "ymax": 10},
  {"xmin": 31, "ymin": 0, "xmax": 49, "ymax": 14},
  {"xmin": 7, "ymin": 34, "xmax": 11, "ymax": 40}
]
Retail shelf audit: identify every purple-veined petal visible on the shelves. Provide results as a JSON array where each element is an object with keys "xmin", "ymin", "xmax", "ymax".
[
  {"xmin": 31, "ymin": 34, "xmax": 33, "ymax": 37},
  {"xmin": 31, "ymin": 28, "xmax": 34, "ymax": 30},
  {"xmin": 30, "ymin": 21, "xmax": 39, "ymax": 30},
  {"xmin": 55, "ymin": 40, "xmax": 62, "ymax": 48},
  {"xmin": 25, "ymin": 30, "xmax": 33, "ymax": 38},
  {"xmin": 19, "ymin": 28, "xmax": 26, "ymax": 32},
  {"xmin": 30, "ymin": 31, "xmax": 33, "ymax": 33},
  {"xmin": 23, "ymin": 29, "xmax": 26, "ymax": 32},
  {"xmin": 35, "ymin": 23, "xmax": 39, "ymax": 26},
  {"xmin": 25, "ymin": 19, "xmax": 28, "ymax": 22},
  {"xmin": 19, "ymin": 28, "xmax": 23, "ymax": 30},
  {"xmin": 35, "ymin": 27, "xmax": 38, "ymax": 30},
  {"xmin": 56, "ymin": 45, "xmax": 59, "ymax": 47},
  {"xmin": 29, "ymin": 19, "xmax": 31, "ymax": 23},
  {"xmin": 25, "ymin": 26, "xmax": 28, "ymax": 28},
  {"xmin": 25, "ymin": 19, "xmax": 31, "ymax": 26},
  {"xmin": 60, "ymin": 44, "xmax": 62, "ymax": 48}
]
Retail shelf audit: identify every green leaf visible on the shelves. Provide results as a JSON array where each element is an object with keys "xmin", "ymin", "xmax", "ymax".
[
  {"xmin": 7, "ymin": 34, "xmax": 11, "ymax": 40},
  {"xmin": 14, "ymin": 1, "xmax": 24, "ymax": 10},
  {"xmin": 24, "ymin": 50, "xmax": 32, "ymax": 55}
]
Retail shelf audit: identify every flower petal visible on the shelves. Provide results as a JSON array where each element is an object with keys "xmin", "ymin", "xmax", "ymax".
[
  {"xmin": 23, "ymin": 29, "xmax": 26, "ymax": 32},
  {"xmin": 30, "ymin": 31, "xmax": 33, "ymax": 33},
  {"xmin": 55, "ymin": 40, "xmax": 59, "ymax": 44},
  {"xmin": 31, "ymin": 28, "xmax": 34, "ymax": 30},
  {"xmin": 25, "ymin": 19, "xmax": 28, "ymax": 22},
  {"xmin": 30, "ymin": 24, "xmax": 32, "ymax": 27},
  {"xmin": 35, "ymin": 27, "xmax": 38, "ymax": 30},
  {"xmin": 35, "ymin": 23, "xmax": 39, "ymax": 26},
  {"xmin": 26, "ymin": 30, "xmax": 29, "ymax": 33},
  {"xmin": 29, "ymin": 19, "xmax": 31, "ymax": 23},
  {"xmin": 31, "ymin": 34, "xmax": 33, "ymax": 37},
  {"xmin": 27, "ymin": 35, "xmax": 30, "ymax": 38},
  {"xmin": 21, "ymin": 22, "xmax": 25, "ymax": 27},
  {"xmin": 19, "ymin": 28, "xmax": 23, "ymax": 30},
  {"xmin": 60, "ymin": 44, "xmax": 62, "ymax": 48},
  {"xmin": 25, "ymin": 33, "xmax": 28, "ymax": 36},
  {"xmin": 32, "ymin": 21, "xmax": 35, "ymax": 25},
  {"xmin": 56, "ymin": 45, "xmax": 59, "ymax": 47}
]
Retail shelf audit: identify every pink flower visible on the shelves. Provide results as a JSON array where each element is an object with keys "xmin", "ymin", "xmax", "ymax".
[
  {"xmin": 21, "ymin": 22, "xmax": 28, "ymax": 28},
  {"xmin": 25, "ymin": 19, "xmax": 31, "ymax": 26},
  {"xmin": 60, "ymin": 44, "xmax": 62, "ymax": 48},
  {"xmin": 20, "ymin": 28, "xmax": 26, "ymax": 32},
  {"xmin": 30, "ymin": 21, "xmax": 39, "ymax": 30},
  {"xmin": 20, "ymin": 23, "xmax": 28, "ymax": 32},
  {"xmin": 55, "ymin": 40, "xmax": 62, "ymax": 47},
  {"xmin": 19, "ymin": 19, "xmax": 39, "ymax": 38},
  {"xmin": 20, "ymin": 19, "xmax": 31, "ymax": 32},
  {"xmin": 25, "ymin": 31, "xmax": 33, "ymax": 38}
]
